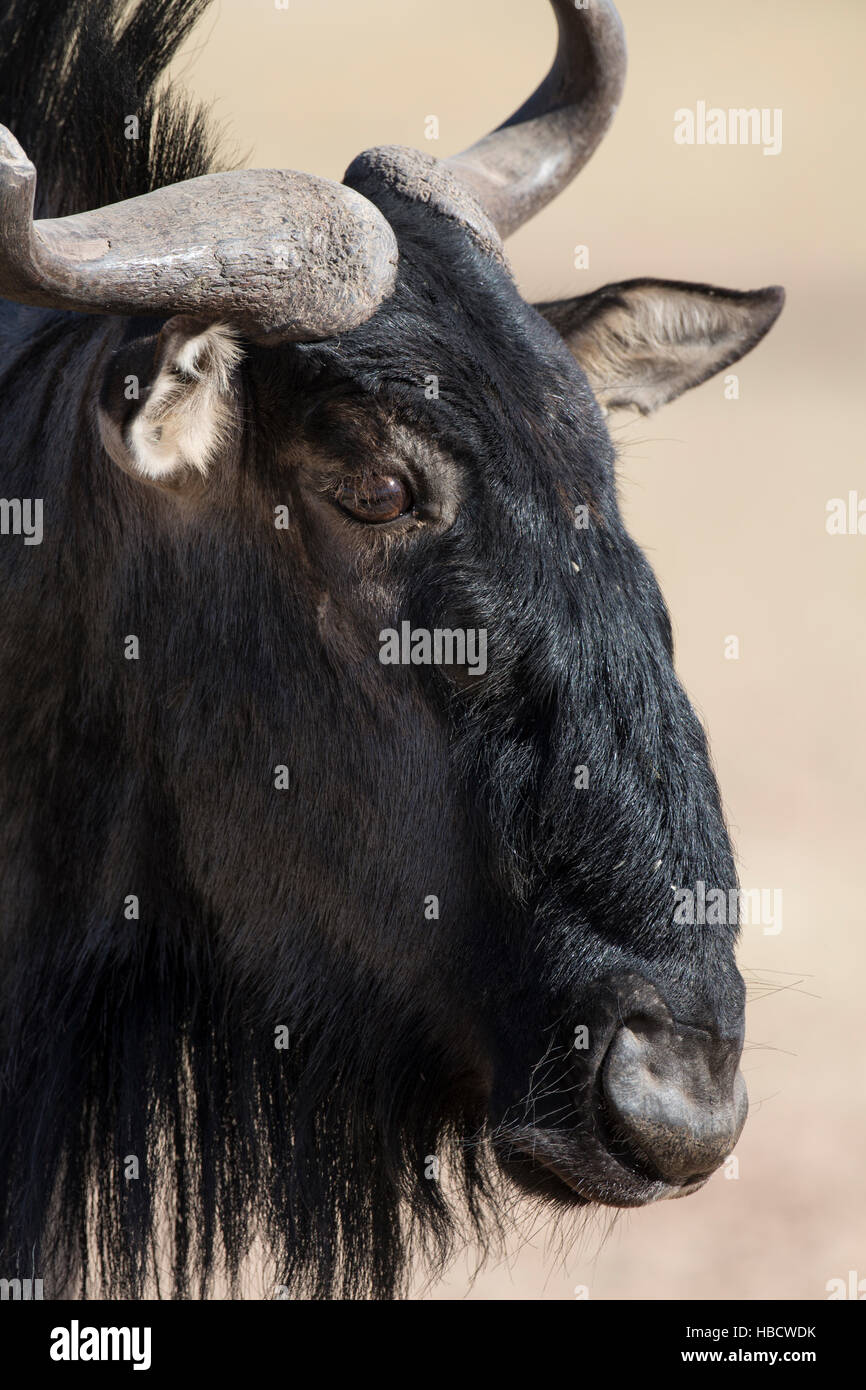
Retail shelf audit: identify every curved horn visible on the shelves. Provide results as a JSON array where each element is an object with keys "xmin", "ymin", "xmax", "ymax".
[
  {"xmin": 0, "ymin": 126, "xmax": 398, "ymax": 342},
  {"xmin": 444, "ymin": 0, "xmax": 627, "ymax": 239}
]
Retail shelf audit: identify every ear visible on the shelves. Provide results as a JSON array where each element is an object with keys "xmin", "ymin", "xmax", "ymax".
[
  {"xmin": 536, "ymin": 279, "xmax": 784, "ymax": 415},
  {"xmin": 97, "ymin": 316, "xmax": 243, "ymax": 485}
]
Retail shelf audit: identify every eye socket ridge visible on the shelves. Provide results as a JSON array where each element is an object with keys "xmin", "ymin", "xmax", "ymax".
[{"xmin": 334, "ymin": 472, "xmax": 413, "ymax": 524}]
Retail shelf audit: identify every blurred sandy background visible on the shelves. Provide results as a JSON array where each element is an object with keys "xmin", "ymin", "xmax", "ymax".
[{"xmin": 172, "ymin": 0, "xmax": 865, "ymax": 1299}]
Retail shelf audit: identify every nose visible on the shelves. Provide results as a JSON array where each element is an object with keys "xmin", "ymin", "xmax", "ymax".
[{"xmin": 601, "ymin": 1006, "xmax": 748, "ymax": 1186}]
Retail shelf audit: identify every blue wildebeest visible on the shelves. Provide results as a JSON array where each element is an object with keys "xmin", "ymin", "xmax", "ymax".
[{"xmin": 0, "ymin": 0, "xmax": 782, "ymax": 1298}]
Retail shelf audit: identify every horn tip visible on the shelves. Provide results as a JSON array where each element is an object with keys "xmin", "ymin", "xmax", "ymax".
[{"xmin": 0, "ymin": 126, "xmax": 36, "ymax": 178}]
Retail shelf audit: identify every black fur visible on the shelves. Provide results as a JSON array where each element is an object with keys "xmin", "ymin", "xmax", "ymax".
[
  {"xmin": 0, "ymin": 0, "xmax": 224, "ymax": 218},
  {"xmin": 0, "ymin": 2, "xmax": 745, "ymax": 1298}
]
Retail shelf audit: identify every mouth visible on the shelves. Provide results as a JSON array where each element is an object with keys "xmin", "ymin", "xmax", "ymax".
[{"xmin": 497, "ymin": 1121, "xmax": 712, "ymax": 1209}]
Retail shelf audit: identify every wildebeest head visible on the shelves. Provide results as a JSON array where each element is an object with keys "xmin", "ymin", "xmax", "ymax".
[{"xmin": 0, "ymin": 0, "xmax": 783, "ymax": 1296}]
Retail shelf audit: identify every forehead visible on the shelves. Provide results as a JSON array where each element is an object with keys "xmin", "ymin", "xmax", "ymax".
[{"xmin": 281, "ymin": 221, "xmax": 617, "ymax": 518}]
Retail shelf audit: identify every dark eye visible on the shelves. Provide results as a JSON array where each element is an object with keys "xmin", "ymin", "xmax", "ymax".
[{"xmin": 334, "ymin": 474, "xmax": 413, "ymax": 523}]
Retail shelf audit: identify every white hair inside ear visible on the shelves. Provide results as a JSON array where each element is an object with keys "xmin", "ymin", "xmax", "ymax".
[
  {"xmin": 126, "ymin": 320, "xmax": 243, "ymax": 482},
  {"xmin": 535, "ymin": 280, "xmax": 784, "ymax": 416}
]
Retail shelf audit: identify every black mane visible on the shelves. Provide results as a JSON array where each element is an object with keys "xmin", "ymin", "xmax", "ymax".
[{"xmin": 0, "ymin": 0, "xmax": 224, "ymax": 218}]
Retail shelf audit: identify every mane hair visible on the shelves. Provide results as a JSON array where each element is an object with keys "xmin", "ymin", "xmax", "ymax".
[{"xmin": 0, "ymin": 0, "xmax": 225, "ymax": 219}]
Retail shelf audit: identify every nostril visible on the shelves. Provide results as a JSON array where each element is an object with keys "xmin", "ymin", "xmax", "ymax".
[{"xmin": 600, "ymin": 1020, "xmax": 748, "ymax": 1186}]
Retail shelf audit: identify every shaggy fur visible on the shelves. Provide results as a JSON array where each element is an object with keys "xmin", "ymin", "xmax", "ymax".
[{"xmin": 0, "ymin": 1, "xmax": 747, "ymax": 1299}]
